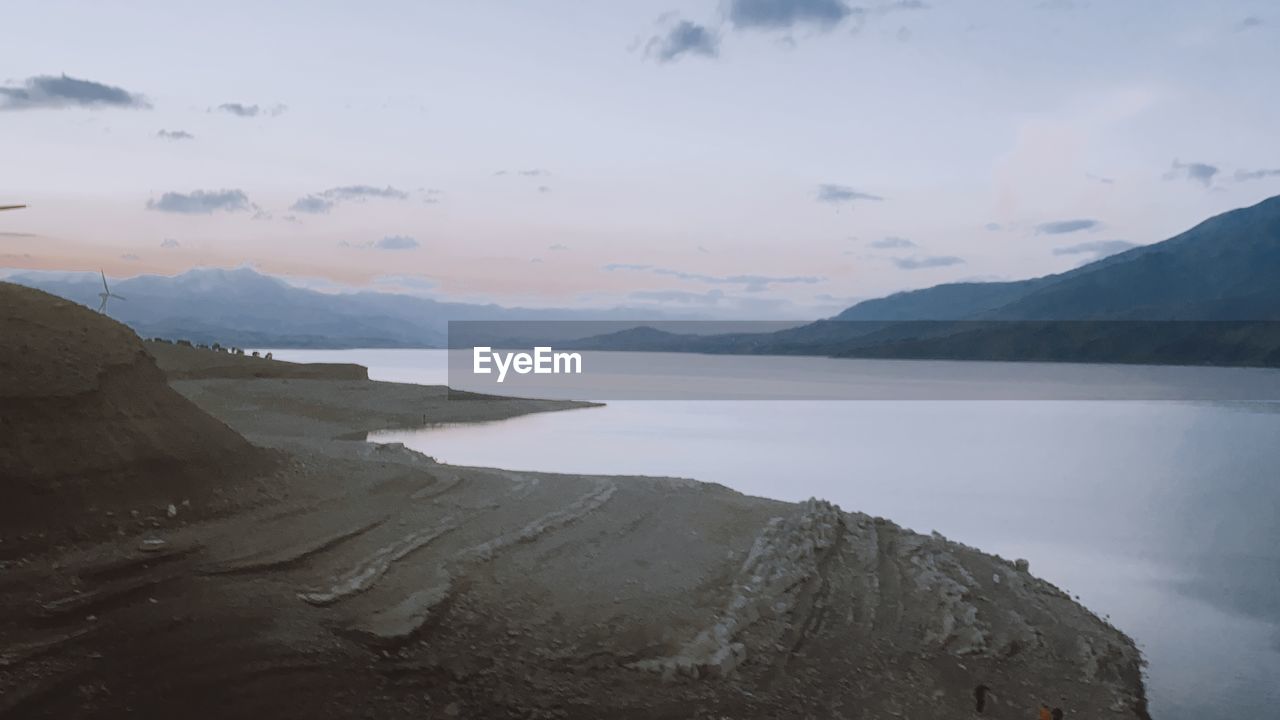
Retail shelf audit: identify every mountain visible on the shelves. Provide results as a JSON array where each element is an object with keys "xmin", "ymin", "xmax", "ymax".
[
  {"xmin": 564, "ymin": 195, "xmax": 1280, "ymax": 367},
  {"xmin": 833, "ymin": 278, "xmax": 1052, "ymax": 321},
  {"xmin": 3, "ymin": 267, "xmax": 687, "ymax": 348},
  {"xmin": 839, "ymin": 194, "xmax": 1280, "ymax": 322}
]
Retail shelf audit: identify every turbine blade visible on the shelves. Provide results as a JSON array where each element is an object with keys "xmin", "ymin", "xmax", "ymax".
[
  {"xmin": 113, "ymin": 294, "xmax": 126, "ymax": 301},
  {"xmin": 101, "ymin": 269, "xmax": 109, "ymax": 293}
]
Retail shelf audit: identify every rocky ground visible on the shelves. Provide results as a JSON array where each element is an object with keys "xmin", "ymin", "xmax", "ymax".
[{"xmin": 0, "ymin": 282, "xmax": 1150, "ymax": 719}]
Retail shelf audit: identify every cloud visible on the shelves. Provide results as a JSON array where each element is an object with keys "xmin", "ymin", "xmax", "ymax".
[
  {"xmin": 0, "ymin": 74, "xmax": 149, "ymax": 111},
  {"xmin": 629, "ymin": 289, "xmax": 726, "ymax": 305},
  {"xmin": 882, "ymin": 0, "xmax": 929, "ymax": 10},
  {"xmin": 146, "ymin": 189, "xmax": 251, "ymax": 214},
  {"xmin": 215, "ymin": 102, "xmax": 286, "ymax": 118},
  {"xmin": 518, "ymin": 169, "xmax": 550, "ymax": 177},
  {"xmin": 729, "ymin": 0, "xmax": 855, "ymax": 30},
  {"xmin": 290, "ymin": 185, "xmax": 410, "ymax": 214},
  {"xmin": 1240, "ymin": 16, "xmax": 1263, "ymax": 29},
  {"xmin": 537, "ymin": 185, "xmax": 551, "ymax": 193},
  {"xmin": 648, "ymin": 20, "xmax": 720, "ymax": 63},
  {"xmin": 604, "ymin": 263, "xmax": 821, "ymax": 292},
  {"xmin": 292, "ymin": 196, "xmax": 333, "ymax": 214},
  {"xmin": 984, "ymin": 222, "xmax": 1003, "ymax": 232},
  {"xmin": 375, "ymin": 235, "xmax": 419, "ymax": 250},
  {"xmin": 1086, "ymin": 172, "xmax": 1114, "ymax": 184},
  {"xmin": 1035, "ymin": 218, "xmax": 1100, "ymax": 234},
  {"xmin": 160, "ymin": 238, "xmax": 180, "ymax": 249},
  {"xmin": 816, "ymin": 184, "xmax": 884, "ymax": 204},
  {"xmin": 120, "ymin": 253, "xmax": 140, "ymax": 262},
  {"xmin": 548, "ymin": 244, "xmax": 570, "ymax": 251},
  {"xmin": 869, "ymin": 236, "xmax": 915, "ymax": 249},
  {"xmin": 1235, "ymin": 167, "xmax": 1280, "ymax": 182},
  {"xmin": 891, "ymin": 255, "xmax": 965, "ymax": 270},
  {"xmin": 1052, "ymin": 239, "xmax": 1137, "ymax": 258},
  {"xmin": 156, "ymin": 129, "xmax": 194, "ymax": 140},
  {"xmin": 1165, "ymin": 160, "xmax": 1219, "ymax": 187}
]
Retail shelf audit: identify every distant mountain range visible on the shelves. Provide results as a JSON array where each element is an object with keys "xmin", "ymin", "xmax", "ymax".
[
  {"xmin": 559, "ymin": 195, "xmax": 1280, "ymax": 367},
  {"xmin": 8, "ymin": 194, "xmax": 1280, "ymax": 364},
  {"xmin": 1, "ymin": 267, "xmax": 688, "ymax": 348}
]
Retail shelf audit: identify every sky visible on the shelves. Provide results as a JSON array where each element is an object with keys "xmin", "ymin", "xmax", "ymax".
[{"xmin": 2, "ymin": 0, "xmax": 1279, "ymax": 319}]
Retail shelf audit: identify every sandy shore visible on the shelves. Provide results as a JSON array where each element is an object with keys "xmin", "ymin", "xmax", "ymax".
[{"xmin": 0, "ymin": 321, "xmax": 1150, "ymax": 719}]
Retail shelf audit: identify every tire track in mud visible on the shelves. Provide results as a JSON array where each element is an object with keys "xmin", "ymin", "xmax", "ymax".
[
  {"xmin": 628, "ymin": 499, "xmax": 842, "ymax": 681},
  {"xmin": 297, "ymin": 518, "xmax": 462, "ymax": 606},
  {"xmin": 352, "ymin": 478, "xmax": 617, "ymax": 643},
  {"xmin": 200, "ymin": 515, "xmax": 390, "ymax": 575}
]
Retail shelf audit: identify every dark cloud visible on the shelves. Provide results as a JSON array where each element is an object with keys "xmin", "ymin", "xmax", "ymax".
[
  {"xmin": 217, "ymin": 103, "xmax": 259, "ymax": 117},
  {"xmin": 290, "ymin": 185, "xmax": 410, "ymax": 214},
  {"xmin": 984, "ymin": 222, "xmax": 1003, "ymax": 232},
  {"xmin": 1035, "ymin": 218, "xmax": 1100, "ymax": 235},
  {"xmin": 292, "ymin": 196, "xmax": 334, "ymax": 214},
  {"xmin": 1235, "ymin": 167, "xmax": 1280, "ymax": 182},
  {"xmin": 891, "ymin": 255, "xmax": 964, "ymax": 270},
  {"xmin": 604, "ymin": 263, "xmax": 821, "ymax": 292},
  {"xmin": 146, "ymin": 189, "xmax": 251, "ymax": 214},
  {"xmin": 160, "ymin": 238, "xmax": 180, "ymax": 249},
  {"xmin": 215, "ymin": 102, "xmax": 286, "ymax": 118},
  {"xmin": 729, "ymin": 0, "xmax": 855, "ymax": 29},
  {"xmin": 1240, "ymin": 16, "xmax": 1263, "ymax": 29},
  {"xmin": 1052, "ymin": 239, "xmax": 1137, "ymax": 258},
  {"xmin": 869, "ymin": 236, "xmax": 915, "ymax": 249},
  {"xmin": 0, "ymin": 74, "xmax": 149, "ymax": 111},
  {"xmin": 1165, "ymin": 160, "xmax": 1219, "ymax": 187},
  {"xmin": 816, "ymin": 184, "xmax": 884, "ymax": 204},
  {"xmin": 537, "ymin": 185, "xmax": 551, "ymax": 193},
  {"xmin": 648, "ymin": 20, "xmax": 720, "ymax": 63},
  {"xmin": 375, "ymin": 235, "xmax": 419, "ymax": 250},
  {"xmin": 156, "ymin": 129, "xmax": 194, "ymax": 140}
]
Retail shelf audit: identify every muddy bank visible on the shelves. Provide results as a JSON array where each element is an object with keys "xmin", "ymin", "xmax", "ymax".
[{"xmin": 1, "ymin": 302, "xmax": 1148, "ymax": 719}]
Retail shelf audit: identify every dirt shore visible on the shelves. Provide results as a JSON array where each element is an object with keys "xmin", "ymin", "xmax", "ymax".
[{"xmin": 0, "ymin": 299, "xmax": 1150, "ymax": 719}]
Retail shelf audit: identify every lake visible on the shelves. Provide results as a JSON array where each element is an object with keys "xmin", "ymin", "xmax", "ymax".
[{"xmin": 265, "ymin": 348, "xmax": 1280, "ymax": 720}]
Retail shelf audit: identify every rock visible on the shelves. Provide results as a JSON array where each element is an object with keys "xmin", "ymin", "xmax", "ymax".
[
  {"xmin": 166, "ymin": 503, "xmax": 177, "ymax": 518},
  {"xmin": 138, "ymin": 537, "xmax": 167, "ymax": 552},
  {"xmin": 1014, "ymin": 558, "xmax": 1030, "ymax": 573}
]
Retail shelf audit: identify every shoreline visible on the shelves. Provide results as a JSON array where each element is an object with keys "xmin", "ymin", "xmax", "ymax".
[{"xmin": 1, "ymin": 333, "xmax": 1151, "ymax": 719}]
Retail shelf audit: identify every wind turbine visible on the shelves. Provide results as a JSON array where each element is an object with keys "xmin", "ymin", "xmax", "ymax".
[{"xmin": 98, "ymin": 270, "xmax": 126, "ymax": 314}]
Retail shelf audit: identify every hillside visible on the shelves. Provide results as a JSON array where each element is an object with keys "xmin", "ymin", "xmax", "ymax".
[
  {"xmin": 0, "ymin": 282, "xmax": 275, "ymax": 550},
  {"xmin": 840, "ymin": 194, "xmax": 1280, "ymax": 322}
]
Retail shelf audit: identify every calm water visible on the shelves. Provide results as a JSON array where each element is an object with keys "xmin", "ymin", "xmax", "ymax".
[{"xmin": 267, "ymin": 348, "xmax": 1280, "ymax": 720}]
